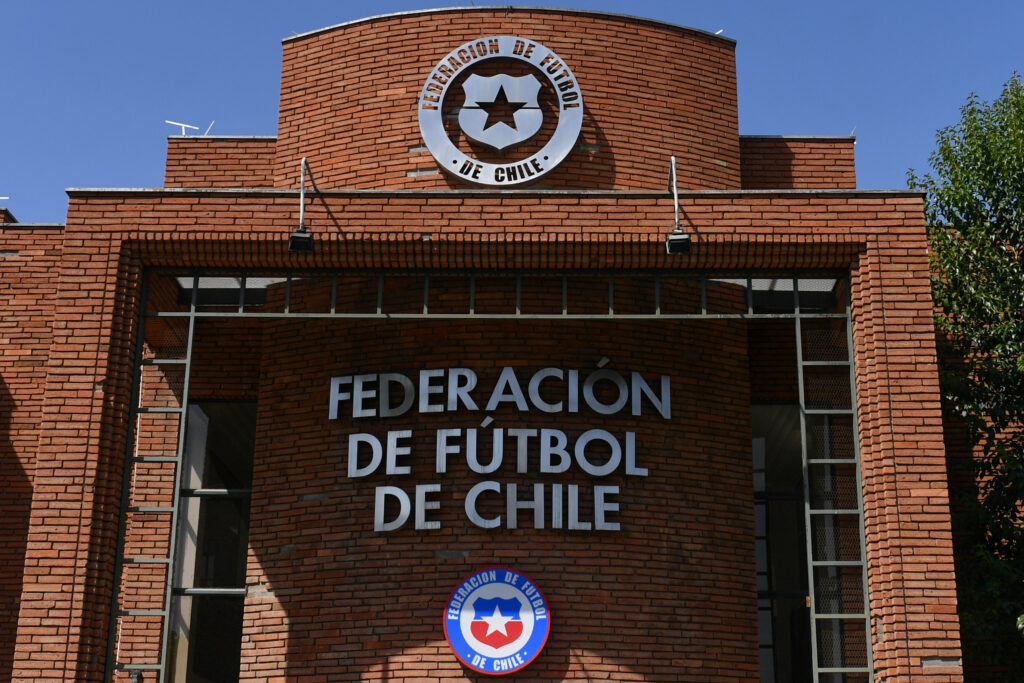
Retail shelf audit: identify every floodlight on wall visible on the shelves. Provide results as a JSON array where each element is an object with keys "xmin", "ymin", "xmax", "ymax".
[
  {"xmin": 288, "ymin": 157, "xmax": 318, "ymax": 253},
  {"xmin": 665, "ymin": 156, "xmax": 692, "ymax": 255}
]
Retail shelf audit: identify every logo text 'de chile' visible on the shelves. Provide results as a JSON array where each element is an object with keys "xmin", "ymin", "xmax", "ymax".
[{"xmin": 418, "ymin": 36, "xmax": 583, "ymax": 186}]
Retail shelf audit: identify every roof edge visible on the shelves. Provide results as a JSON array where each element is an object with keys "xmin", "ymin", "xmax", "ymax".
[
  {"xmin": 65, "ymin": 187, "xmax": 923, "ymax": 199},
  {"xmin": 1, "ymin": 222, "xmax": 65, "ymax": 229},
  {"xmin": 167, "ymin": 135, "xmax": 277, "ymax": 141},
  {"xmin": 283, "ymin": 6, "xmax": 736, "ymax": 45},
  {"xmin": 740, "ymin": 135, "xmax": 856, "ymax": 141}
]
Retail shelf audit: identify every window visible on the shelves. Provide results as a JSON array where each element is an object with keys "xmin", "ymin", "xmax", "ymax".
[
  {"xmin": 753, "ymin": 405, "xmax": 813, "ymax": 681},
  {"xmin": 168, "ymin": 402, "xmax": 255, "ymax": 683}
]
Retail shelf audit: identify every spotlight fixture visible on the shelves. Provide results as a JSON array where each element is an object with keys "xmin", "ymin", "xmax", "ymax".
[
  {"xmin": 665, "ymin": 227, "xmax": 692, "ymax": 255},
  {"xmin": 288, "ymin": 229, "xmax": 314, "ymax": 253},
  {"xmin": 664, "ymin": 155, "xmax": 692, "ymax": 255}
]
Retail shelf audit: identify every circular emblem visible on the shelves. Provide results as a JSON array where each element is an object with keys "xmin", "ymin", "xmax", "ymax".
[
  {"xmin": 418, "ymin": 36, "xmax": 584, "ymax": 186},
  {"xmin": 443, "ymin": 567, "xmax": 551, "ymax": 675}
]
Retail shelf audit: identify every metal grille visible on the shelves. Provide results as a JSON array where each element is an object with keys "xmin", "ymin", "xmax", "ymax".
[
  {"xmin": 814, "ymin": 565, "xmax": 866, "ymax": 615},
  {"xmin": 144, "ymin": 270, "xmax": 849, "ymax": 320},
  {"xmin": 796, "ymin": 292, "xmax": 873, "ymax": 680}
]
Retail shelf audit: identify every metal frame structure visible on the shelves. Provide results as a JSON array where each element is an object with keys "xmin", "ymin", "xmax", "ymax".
[
  {"xmin": 105, "ymin": 267, "xmax": 872, "ymax": 682},
  {"xmin": 795, "ymin": 284, "xmax": 873, "ymax": 680}
]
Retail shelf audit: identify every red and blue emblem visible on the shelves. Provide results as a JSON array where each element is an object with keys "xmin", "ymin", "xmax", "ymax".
[{"xmin": 444, "ymin": 567, "xmax": 550, "ymax": 675}]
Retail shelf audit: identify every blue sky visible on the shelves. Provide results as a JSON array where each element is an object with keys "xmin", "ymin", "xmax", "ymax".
[{"xmin": 2, "ymin": 1, "xmax": 1022, "ymax": 223}]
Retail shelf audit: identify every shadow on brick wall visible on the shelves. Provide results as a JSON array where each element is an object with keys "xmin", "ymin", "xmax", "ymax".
[
  {"xmin": 739, "ymin": 141, "xmax": 796, "ymax": 190},
  {"xmin": 0, "ymin": 376, "xmax": 30, "ymax": 681}
]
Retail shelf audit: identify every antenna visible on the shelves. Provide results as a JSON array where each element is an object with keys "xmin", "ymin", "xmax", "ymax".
[
  {"xmin": 714, "ymin": 29, "xmax": 724, "ymax": 35},
  {"xmin": 203, "ymin": 120, "xmax": 216, "ymax": 136},
  {"xmin": 165, "ymin": 120, "xmax": 200, "ymax": 136}
]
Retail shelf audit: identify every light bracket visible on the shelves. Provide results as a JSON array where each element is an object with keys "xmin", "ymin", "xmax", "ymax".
[
  {"xmin": 665, "ymin": 155, "xmax": 692, "ymax": 254},
  {"xmin": 289, "ymin": 157, "xmax": 321, "ymax": 253}
]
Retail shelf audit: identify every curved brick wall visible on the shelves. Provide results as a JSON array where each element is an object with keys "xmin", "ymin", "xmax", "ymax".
[{"xmin": 274, "ymin": 8, "xmax": 739, "ymax": 191}]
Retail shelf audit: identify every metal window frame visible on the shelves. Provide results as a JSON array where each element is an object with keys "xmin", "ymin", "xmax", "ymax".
[{"xmin": 105, "ymin": 267, "xmax": 872, "ymax": 682}]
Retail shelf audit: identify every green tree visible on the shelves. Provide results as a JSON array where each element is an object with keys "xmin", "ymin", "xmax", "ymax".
[{"xmin": 908, "ymin": 74, "xmax": 1024, "ymax": 673}]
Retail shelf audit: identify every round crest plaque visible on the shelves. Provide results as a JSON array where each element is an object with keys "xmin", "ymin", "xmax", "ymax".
[
  {"xmin": 443, "ymin": 567, "xmax": 551, "ymax": 675},
  {"xmin": 418, "ymin": 36, "xmax": 584, "ymax": 186}
]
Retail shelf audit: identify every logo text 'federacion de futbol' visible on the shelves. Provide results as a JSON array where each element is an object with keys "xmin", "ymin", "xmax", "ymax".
[
  {"xmin": 444, "ymin": 567, "xmax": 551, "ymax": 675},
  {"xmin": 418, "ymin": 36, "xmax": 583, "ymax": 186}
]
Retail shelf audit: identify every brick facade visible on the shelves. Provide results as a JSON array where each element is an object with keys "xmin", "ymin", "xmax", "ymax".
[
  {"xmin": 0, "ymin": 224, "xmax": 63, "ymax": 681},
  {"xmin": 0, "ymin": 7, "xmax": 964, "ymax": 682},
  {"xmin": 739, "ymin": 136, "xmax": 857, "ymax": 190},
  {"xmin": 164, "ymin": 137, "xmax": 276, "ymax": 188}
]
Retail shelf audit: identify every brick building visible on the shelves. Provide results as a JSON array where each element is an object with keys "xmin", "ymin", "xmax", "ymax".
[{"xmin": 0, "ymin": 8, "xmax": 965, "ymax": 682}]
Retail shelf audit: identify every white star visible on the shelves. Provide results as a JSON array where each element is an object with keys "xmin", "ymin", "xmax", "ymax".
[{"xmin": 480, "ymin": 605, "xmax": 513, "ymax": 636}]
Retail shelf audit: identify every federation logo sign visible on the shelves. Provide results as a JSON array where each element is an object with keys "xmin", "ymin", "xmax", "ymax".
[
  {"xmin": 444, "ymin": 567, "xmax": 551, "ymax": 675},
  {"xmin": 458, "ymin": 74, "xmax": 543, "ymax": 152},
  {"xmin": 418, "ymin": 36, "xmax": 584, "ymax": 186}
]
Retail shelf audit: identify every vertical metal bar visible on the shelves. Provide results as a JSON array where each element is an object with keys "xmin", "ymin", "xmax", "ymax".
[
  {"xmin": 103, "ymin": 270, "xmax": 152, "ymax": 681},
  {"xmin": 423, "ymin": 275, "xmax": 430, "ymax": 315},
  {"xmin": 654, "ymin": 274, "xmax": 661, "ymax": 315},
  {"xmin": 156, "ymin": 278, "xmax": 198, "ymax": 683},
  {"xmin": 515, "ymin": 274, "xmax": 521, "ymax": 316},
  {"xmin": 330, "ymin": 274, "xmax": 338, "ymax": 315},
  {"xmin": 469, "ymin": 276, "xmax": 476, "ymax": 315},
  {"xmin": 376, "ymin": 274, "xmax": 383, "ymax": 315},
  {"xmin": 561, "ymin": 276, "xmax": 567, "ymax": 316},
  {"xmin": 608, "ymin": 276, "xmax": 614, "ymax": 316},
  {"xmin": 746, "ymin": 278, "xmax": 753, "ymax": 315},
  {"xmin": 298, "ymin": 157, "xmax": 306, "ymax": 230},
  {"xmin": 794, "ymin": 282, "xmax": 821, "ymax": 682},
  {"xmin": 238, "ymin": 276, "xmax": 246, "ymax": 313},
  {"xmin": 700, "ymin": 277, "xmax": 707, "ymax": 315},
  {"xmin": 284, "ymin": 275, "xmax": 292, "ymax": 315}
]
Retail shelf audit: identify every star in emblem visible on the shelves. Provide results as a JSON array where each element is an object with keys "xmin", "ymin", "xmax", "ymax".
[
  {"xmin": 480, "ymin": 605, "xmax": 514, "ymax": 636},
  {"xmin": 476, "ymin": 86, "xmax": 527, "ymax": 131}
]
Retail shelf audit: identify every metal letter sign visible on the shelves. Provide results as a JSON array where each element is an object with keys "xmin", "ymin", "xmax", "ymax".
[
  {"xmin": 444, "ymin": 567, "xmax": 551, "ymax": 674},
  {"xmin": 419, "ymin": 36, "xmax": 584, "ymax": 186}
]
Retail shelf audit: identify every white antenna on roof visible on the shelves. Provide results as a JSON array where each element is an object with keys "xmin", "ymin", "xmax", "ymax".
[
  {"xmin": 714, "ymin": 29, "xmax": 724, "ymax": 35},
  {"xmin": 0, "ymin": 196, "xmax": 9, "ymax": 201},
  {"xmin": 165, "ymin": 120, "xmax": 200, "ymax": 136},
  {"xmin": 203, "ymin": 120, "xmax": 216, "ymax": 136}
]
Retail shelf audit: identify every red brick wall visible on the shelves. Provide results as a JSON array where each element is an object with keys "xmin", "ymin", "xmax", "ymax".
[
  {"xmin": 274, "ymin": 9, "xmax": 740, "ymax": 191},
  {"xmin": 8, "ymin": 189, "xmax": 963, "ymax": 681},
  {"xmin": 740, "ymin": 136, "xmax": 857, "ymax": 189},
  {"xmin": 164, "ymin": 137, "xmax": 276, "ymax": 188},
  {"xmin": 850, "ymin": 217, "xmax": 962, "ymax": 679},
  {"xmin": 241, "ymin": 317, "xmax": 754, "ymax": 679},
  {"xmin": 0, "ymin": 224, "xmax": 63, "ymax": 680}
]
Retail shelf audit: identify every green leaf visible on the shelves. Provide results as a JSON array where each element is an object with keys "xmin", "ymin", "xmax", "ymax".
[{"xmin": 916, "ymin": 72, "xmax": 1024, "ymax": 668}]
